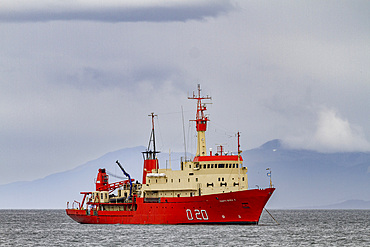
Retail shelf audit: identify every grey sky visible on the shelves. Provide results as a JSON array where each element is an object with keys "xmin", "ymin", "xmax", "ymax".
[{"xmin": 1, "ymin": 0, "xmax": 369, "ymax": 185}]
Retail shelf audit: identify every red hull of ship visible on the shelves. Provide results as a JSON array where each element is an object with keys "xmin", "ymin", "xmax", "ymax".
[{"xmin": 66, "ymin": 188, "xmax": 274, "ymax": 225}]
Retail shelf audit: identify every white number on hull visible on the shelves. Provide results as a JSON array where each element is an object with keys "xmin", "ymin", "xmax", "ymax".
[
  {"xmin": 195, "ymin": 209, "xmax": 201, "ymax": 220},
  {"xmin": 186, "ymin": 209, "xmax": 193, "ymax": 220},
  {"xmin": 186, "ymin": 209, "xmax": 208, "ymax": 221},
  {"xmin": 201, "ymin": 210, "xmax": 208, "ymax": 220}
]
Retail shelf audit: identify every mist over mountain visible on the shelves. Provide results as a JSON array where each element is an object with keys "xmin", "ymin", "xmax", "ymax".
[
  {"xmin": 245, "ymin": 140, "xmax": 370, "ymax": 209},
  {"xmin": 0, "ymin": 140, "xmax": 369, "ymax": 209}
]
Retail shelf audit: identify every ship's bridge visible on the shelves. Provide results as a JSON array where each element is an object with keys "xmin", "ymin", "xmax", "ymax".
[{"xmin": 191, "ymin": 154, "xmax": 245, "ymax": 172}]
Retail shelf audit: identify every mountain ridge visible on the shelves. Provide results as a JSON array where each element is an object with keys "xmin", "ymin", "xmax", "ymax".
[
  {"xmin": 1, "ymin": 140, "xmax": 369, "ymax": 209},
  {"xmin": 308, "ymin": 199, "xmax": 370, "ymax": 209}
]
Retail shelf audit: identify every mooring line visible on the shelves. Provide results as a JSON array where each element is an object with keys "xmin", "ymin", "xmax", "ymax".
[{"xmin": 264, "ymin": 208, "xmax": 279, "ymax": 225}]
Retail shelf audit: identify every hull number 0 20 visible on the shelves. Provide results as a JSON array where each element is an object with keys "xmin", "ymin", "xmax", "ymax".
[{"xmin": 186, "ymin": 209, "xmax": 208, "ymax": 221}]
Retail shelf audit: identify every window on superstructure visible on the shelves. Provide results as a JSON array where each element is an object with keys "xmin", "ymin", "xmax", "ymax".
[
  {"xmin": 219, "ymin": 163, "xmax": 225, "ymax": 168},
  {"xmin": 215, "ymin": 164, "xmax": 218, "ymax": 168},
  {"xmin": 226, "ymin": 164, "xmax": 228, "ymax": 168},
  {"xmin": 188, "ymin": 178, "xmax": 190, "ymax": 182},
  {"xmin": 156, "ymin": 179, "xmax": 157, "ymax": 183},
  {"xmin": 211, "ymin": 164, "xmax": 214, "ymax": 168},
  {"xmin": 207, "ymin": 164, "xmax": 210, "ymax": 168},
  {"xmin": 236, "ymin": 164, "xmax": 238, "ymax": 168},
  {"xmin": 222, "ymin": 178, "xmax": 224, "ymax": 181},
  {"xmin": 196, "ymin": 178, "xmax": 198, "ymax": 182},
  {"xmin": 203, "ymin": 164, "xmax": 206, "ymax": 169},
  {"xmin": 189, "ymin": 165, "xmax": 191, "ymax": 168},
  {"xmin": 218, "ymin": 178, "xmax": 220, "ymax": 181},
  {"xmin": 179, "ymin": 179, "xmax": 181, "ymax": 183},
  {"xmin": 101, "ymin": 193, "xmax": 103, "ymax": 199},
  {"xmin": 233, "ymin": 164, "xmax": 235, "ymax": 168},
  {"xmin": 171, "ymin": 179, "xmax": 173, "ymax": 183},
  {"xmin": 242, "ymin": 177, "xmax": 245, "ymax": 181}
]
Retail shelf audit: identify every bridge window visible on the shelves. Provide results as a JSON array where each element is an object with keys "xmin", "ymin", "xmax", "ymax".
[
  {"xmin": 189, "ymin": 165, "xmax": 191, "ymax": 168},
  {"xmin": 203, "ymin": 164, "xmax": 206, "ymax": 169},
  {"xmin": 236, "ymin": 164, "xmax": 238, "ymax": 168},
  {"xmin": 242, "ymin": 177, "xmax": 245, "ymax": 181},
  {"xmin": 215, "ymin": 164, "xmax": 218, "ymax": 168},
  {"xmin": 196, "ymin": 178, "xmax": 198, "ymax": 182},
  {"xmin": 211, "ymin": 164, "xmax": 214, "ymax": 168},
  {"xmin": 207, "ymin": 164, "xmax": 210, "ymax": 168},
  {"xmin": 219, "ymin": 164, "xmax": 225, "ymax": 168},
  {"xmin": 233, "ymin": 164, "xmax": 235, "ymax": 168}
]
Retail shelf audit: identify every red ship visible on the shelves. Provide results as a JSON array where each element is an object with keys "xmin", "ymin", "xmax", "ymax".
[{"xmin": 66, "ymin": 85, "xmax": 275, "ymax": 224}]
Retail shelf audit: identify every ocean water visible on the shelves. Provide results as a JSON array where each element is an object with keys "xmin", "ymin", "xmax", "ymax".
[{"xmin": 0, "ymin": 210, "xmax": 368, "ymax": 246}]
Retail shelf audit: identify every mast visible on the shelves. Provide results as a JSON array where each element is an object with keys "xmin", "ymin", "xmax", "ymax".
[
  {"xmin": 142, "ymin": 112, "xmax": 160, "ymax": 184},
  {"xmin": 237, "ymin": 131, "xmax": 242, "ymax": 190},
  {"xmin": 188, "ymin": 84, "xmax": 211, "ymax": 156},
  {"xmin": 147, "ymin": 112, "xmax": 157, "ymax": 157}
]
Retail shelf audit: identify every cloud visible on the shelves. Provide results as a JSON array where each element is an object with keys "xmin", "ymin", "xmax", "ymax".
[
  {"xmin": 0, "ymin": 0, "xmax": 235, "ymax": 22},
  {"xmin": 1, "ymin": 0, "xmax": 370, "ymax": 185},
  {"xmin": 285, "ymin": 108, "xmax": 370, "ymax": 153}
]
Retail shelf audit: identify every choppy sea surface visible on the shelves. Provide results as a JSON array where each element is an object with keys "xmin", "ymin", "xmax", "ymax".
[{"xmin": 0, "ymin": 209, "xmax": 369, "ymax": 246}]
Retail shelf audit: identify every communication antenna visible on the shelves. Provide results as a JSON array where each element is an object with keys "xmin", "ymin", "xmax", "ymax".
[{"xmin": 181, "ymin": 106, "xmax": 187, "ymax": 161}]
